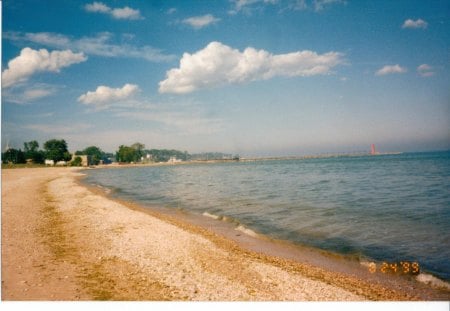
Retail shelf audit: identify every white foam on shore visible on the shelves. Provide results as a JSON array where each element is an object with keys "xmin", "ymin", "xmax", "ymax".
[
  {"xmin": 416, "ymin": 273, "xmax": 450, "ymax": 290},
  {"xmin": 202, "ymin": 212, "xmax": 220, "ymax": 220},
  {"xmin": 235, "ymin": 225, "xmax": 259, "ymax": 238},
  {"xmin": 96, "ymin": 184, "xmax": 112, "ymax": 194}
]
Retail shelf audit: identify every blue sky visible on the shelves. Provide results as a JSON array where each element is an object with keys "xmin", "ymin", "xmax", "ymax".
[{"xmin": 2, "ymin": 0, "xmax": 449, "ymax": 156}]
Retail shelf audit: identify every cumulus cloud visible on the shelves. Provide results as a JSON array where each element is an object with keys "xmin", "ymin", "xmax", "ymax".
[
  {"xmin": 417, "ymin": 64, "xmax": 434, "ymax": 77},
  {"xmin": 111, "ymin": 7, "xmax": 142, "ymax": 20},
  {"xmin": 78, "ymin": 84, "xmax": 140, "ymax": 109},
  {"xmin": 85, "ymin": 1, "xmax": 110, "ymax": 13},
  {"xmin": 2, "ymin": 47, "xmax": 87, "ymax": 88},
  {"xmin": 4, "ymin": 31, "xmax": 175, "ymax": 62},
  {"xmin": 84, "ymin": 2, "xmax": 143, "ymax": 20},
  {"xmin": 375, "ymin": 64, "xmax": 407, "ymax": 76},
  {"xmin": 159, "ymin": 41, "xmax": 344, "ymax": 94},
  {"xmin": 182, "ymin": 14, "xmax": 221, "ymax": 29},
  {"xmin": 402, "ymin": 18, "xmax": 428, "ymax": 29}
]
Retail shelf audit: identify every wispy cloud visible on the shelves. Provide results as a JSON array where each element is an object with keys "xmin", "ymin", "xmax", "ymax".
[
  {"xmin": 25, "ymin": 123, "xmax": 93, "ymax": 135},
  {"xmin": 417, "ymin": 64, "xmax": 434, "ymax": 77},
  {"xmin": 3, "ymin": 84, "xmax": 59, "ymax": 104},
  {"xmin": 159, "ymin": 41, "xmax": 345, "ymax": 94},
  {"xmin": 78, "ymin": 84, "xmax": 140, "ymax": 110},
  {"xmin": 2, "ymin": 47, "xmax": 87, "ymax": 88},
  {"xmin": 402, "ymin": 18, "xmax": 428, "ymax": 29},
  {"xmin": 167, "ymin": 8, "xmax": 177, "ymax": 14},
  {"xmin": 313, "ymin": 0, "xmax": 346, "ymax": 12},
  {"xmin": 229, "ymin": 0, "xmax": 345, "ymax": 14},
  {"xmin": 116, "ymin": 109, "xmax": 225, "ymax": 135},
  {"xmin": 229, "ymin": 0, "xmax": 278, "ymax": 14},
  {"xmin": 375, "ymin": 64, "xmax": 407, "ymax": 76},
  {"xmin": 5, "ymin": 31, "xmax": 175, "ymax": 62},
  {"xmin": 84, "ymin": 2, "xmax": 143, "ymax": 20},
  {"xmin": 182, "ymin": 14, "xmax": 221, "ymax": 29}
]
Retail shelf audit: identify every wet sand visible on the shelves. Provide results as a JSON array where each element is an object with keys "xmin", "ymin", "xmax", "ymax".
[{"xmin": 2, "ymin": 167, "xmax": 448, "ymax": 300}]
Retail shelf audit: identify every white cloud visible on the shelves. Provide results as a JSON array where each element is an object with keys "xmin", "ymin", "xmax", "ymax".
[
  {"xmin": 159, "ymin": 41, "xmax": 344, "ymax": 94},
  {"xmin": 167, "ymin": 8, "xmax": 177, "ymax": 14},
  {"xmin": 85, "ymin": 1, "xmax": 110, "ymax": 13},
  {"xmin": 375, "ymin": 64, "xmax": 407, "ymax": 76},
  {"xmin": 5, "ymin": 31, "xmax": 175, "ymax": 62},
  {"xmin": 402, "ymin": 18, "xmax": 428, "ymax": 29},
  {"xmin": 78, "ymin": 84, "xmax": 140, "ymax": 109},
  {"xmin": 111, "ymin": 7, "xmax": 143, "ymax": 20},
  {"xmin": 182, "ymin": 14, "xmax": 221, "ymax": 29},
  {"xmin": 23, "ymin": 88, "xmax": 53, "ymax": 100},
  {"xmin": 417, "ymin": 64, "xmax": 434, "ymax": 77},
  {"xmin": 84, "ymin": 2, "xmax": 143, "ymax": 20},
  {"xmin": 2, "ymin": 47, "xmax": 87, "ymax": 88}
]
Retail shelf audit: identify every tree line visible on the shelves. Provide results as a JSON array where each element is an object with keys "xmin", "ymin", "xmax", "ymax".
[
  {"xmin": 2, "ymin": 139, "xmax": 72, "ymax": 164},
  {"xmin": 2, "ymin": 139, "xmax": 237, "ymax": 165},
  {"xmin": 2, "ymin": 139, "xmax": 112, "ymax": 166}
]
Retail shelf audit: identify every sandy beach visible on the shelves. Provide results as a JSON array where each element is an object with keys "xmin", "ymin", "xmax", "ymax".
[{"xmin": 1, "ymin": 167, "xmax": 445, "ymax": 301}]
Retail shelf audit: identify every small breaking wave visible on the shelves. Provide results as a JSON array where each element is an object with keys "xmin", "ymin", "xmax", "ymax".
[
  {"xmin": 416, "ymin": 273, "xmax": 450, "ymax": 290},
  {"xmin": 202, "ymin": 212, "xmax": 259, "ymax": 238},
  {"xmin": 95, "ymin": 184, "xmax": 113, "ymax": 194},
  {"xmin": 202, "ymin": 211, "xmax": 232, "ymax": 223},
  {"xmin": 202, "ymin": 211, "xmax": 220, "ymax": 220},
  {"xmin": 235, "ymin": 225, "xmax": 259, "ymax": 238}
]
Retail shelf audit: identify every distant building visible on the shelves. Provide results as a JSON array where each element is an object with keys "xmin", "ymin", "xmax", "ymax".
[{"xmin": 167, "ymin": 156, "xmax": 182, "ymax": 164}]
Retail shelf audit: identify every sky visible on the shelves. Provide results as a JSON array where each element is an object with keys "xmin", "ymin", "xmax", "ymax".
[{"xmin": 2, "ymin": 0, "xmax": 450, "ymax": 157}]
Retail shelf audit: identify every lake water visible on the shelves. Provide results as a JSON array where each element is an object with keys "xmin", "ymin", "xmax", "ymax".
[{"xmin": 83, "ymin": 151, "xmax": 450, "ymax": 282}]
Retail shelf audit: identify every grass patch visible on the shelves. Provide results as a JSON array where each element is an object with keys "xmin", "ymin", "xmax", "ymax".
[
  {"xmin": 40, "ymin": 185, "xmax": 174, "ymax": 300},
  {"xmin": 2, "ymin": 163, "xmax": 48, "ymax": 169},
  {"xmin": 39, "ymin": 192, "xmax": 77, "ymax": 261},
  {"xmin": 39, "ymin": 188, "xmax": 121, "ymax": 300}
]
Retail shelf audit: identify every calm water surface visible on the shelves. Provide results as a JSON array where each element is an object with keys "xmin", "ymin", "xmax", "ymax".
[{"xmin": 83, "ymin": 151, "xmax": 450, "ymax": 281}]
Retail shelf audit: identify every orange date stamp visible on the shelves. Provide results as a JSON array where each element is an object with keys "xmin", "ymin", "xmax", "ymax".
[{"xmin": 367, "ymin": 261, "xmax": 420, "ymax": 275}]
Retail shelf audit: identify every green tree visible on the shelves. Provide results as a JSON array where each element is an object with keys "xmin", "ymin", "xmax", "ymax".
[
  {"xmin": 131, "ymin": 142, "xmax": 145, "ymax": 161},
  {"xmin": 116, "ymin": 145, "xmax": 137, "ymax": 163},
  {"xmin": 44, "ymin": 139, "xmax": 71, "ymax": 162},
  {"xmin": 116, "ymin": 143, "xmax": 146, "ymax": 163},
  {"xmin": 82, "ymin": 146, "xmax": 104, "ymax": 165},
  {"xmin": 24, "ymin": 140, "xmax": 44, "ymax": 164},
  {"xmin": 24, "ymin": 140, "xmax": 39, "ymax": 153},
  {"xmin": 2, "ymin": 148, "xmax": 25, "ymax": 164},
  {"xmin": 70, "ymin": 156, "xmax": 83, "ymax": 166}
]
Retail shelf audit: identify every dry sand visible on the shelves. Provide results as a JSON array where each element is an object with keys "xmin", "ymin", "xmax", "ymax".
[{"xmin": 1, "ymin": 167, "xmax": 426, "ymax": 300}]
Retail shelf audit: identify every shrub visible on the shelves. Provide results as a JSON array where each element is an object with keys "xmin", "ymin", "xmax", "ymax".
[{"xmin": 71, "ymin": 156, "xmax": 83, "ymax": 166}]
